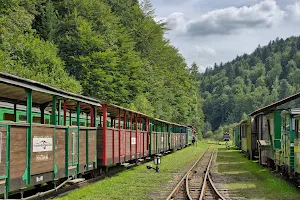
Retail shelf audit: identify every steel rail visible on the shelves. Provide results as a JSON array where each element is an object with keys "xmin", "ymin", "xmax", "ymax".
[
  {"xmin": 199, "ymin": 151, "xmax": 226, "ymax": 200},
  {"xmin": 166, "ymin": 147, "xmax": 209, "ymax": 200},
  {"xmin": 208, "ymin": 173, "xmax": 226, "ymax": 200},
  {"xmin": 186, "ymin": 169, "xmax": 193, "ymax": 199}
]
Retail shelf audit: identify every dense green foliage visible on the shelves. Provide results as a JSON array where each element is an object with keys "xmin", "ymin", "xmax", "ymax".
[
  {"xmin": 0, "ymin": 0, "xmax": 82, "ymax": 93},
  {"xmin": 200, "ymin": 36, "xmax": 300, "ymax": 131},
  {"xmin": 0, "ymin": 0, "xmax": 204, "ymax": 132}
]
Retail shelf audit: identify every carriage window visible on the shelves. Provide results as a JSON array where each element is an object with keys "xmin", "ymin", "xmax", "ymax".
[
  {"xmin": 80, "ymin": 122, "xmax": 85, "ymax": 126},
  {"xmin": 286, "ymin": 116, "xmax": 290, "ymax": 132},
  {"xmin": 45, "ymin": 118, "xmax": 50, "ymax": 124},
  {"xmin": 292, "ymin": 118, "xmax": 295, "ymax": 131},
  {"xmin": 281, "ymin": 116, "xmax": 286, "ymax": 132},
  {"xmin": 19, "ymin": 115, "xmax": 27, "ymax": 122},
  {"xmin": 33, "ymin": 116, "xmax": 41, "ymax": 123},
  {"xmin": 72, "ymin": 121, "xmax": 77, "ymax": 126},
  {"xmin": 242, "ymin": 125, "xmax": 246, "ymax": 138},
  {"xmin": 3, "ymin": 113, "xmax": 14, "ymax": 121}
]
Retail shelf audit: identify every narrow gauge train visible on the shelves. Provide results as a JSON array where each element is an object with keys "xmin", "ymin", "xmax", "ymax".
[
  {"xmin": 223, "ymin": 132, "xmax": 230, "ymax": 141},
  {"xmin": 0, "ymin": 73, "xmax": 195, "ymax": 199},
  {"xmin": 233, "ymin": 93, "xmax": 300, "ymax": 184}
]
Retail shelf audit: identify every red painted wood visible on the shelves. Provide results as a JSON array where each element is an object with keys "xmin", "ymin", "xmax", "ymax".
[
  {"xmin": 130, "ymin": 112, "xmax": 132, "ymax": 160},
  {"xmin": 63, "ymin": 100, "xmax": 67, "ymax": 125},
  {"xmin": 140, "ymin": 116, "xmax": 143, "ymax": 157},
  {"xmin": 146, "ymin": 118, "xmax": 149, "ymax": 151},
  {"xmin": 102, "ymin": 105, "xmax": 107, "ymax": 166},
  {"xmin": 124, "ymin": 112, "xmax": 126, "ymax": 161},
  {"xmin": 90, "ymin": 107, "xmax": 94, "ymax": 127},
  {"xmin": 112, "ymin": 129, "xmax": 115, "ymax": 163},
  {"xmin": 135, "ymin": 114, "xmax": 138, "ymax": 157},
  {"xmin": 118, "ymin": 108, "xmax": 121, "ymax": 163}
]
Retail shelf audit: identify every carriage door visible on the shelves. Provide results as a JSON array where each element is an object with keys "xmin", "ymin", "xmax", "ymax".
[
  {"xmin": 68, "ymin": 128, "xmax": 79, "ymax": 167},
  {"xmin": 0, "ymin": 125, "xmax": 9, "ymax": 198}
]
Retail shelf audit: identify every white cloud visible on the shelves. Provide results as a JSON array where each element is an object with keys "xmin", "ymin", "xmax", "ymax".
[
  {"xmin": 286, "ymin": 2, "xmax": 300, "ymax": 20},
  {"xmin": 159, "ymin": 0, "xmax": 285, "ymax": 36},
  {"xmin": 194, "ymin": 45, "xmax": 216, "ymax": 55},
  {"xmin": 187, "ymin": 0, "xmax": 284, "ymax": 36},
  {"xmin": 158, "ymin": 12, "xmax": 188, "ymax": 35},
  {"xmin": 151, "ymin": 0, "xmax": 300, "ymax": 72}
]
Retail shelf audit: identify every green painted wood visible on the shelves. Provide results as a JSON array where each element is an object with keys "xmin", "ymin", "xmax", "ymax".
[
  {"xmin": 53, "ymin": 128, "xmax": 58, "ymax": 179},
  {"xmin": 23, "ymin": 89, "xmax": 32, "ymax": 184},
  {"xmin": 76, "ymin": 102, "xmax": 80, "ymax": 175},
  {"xmin": 274, "ymin": 110, "xmax": 282, "ymax": 149}
]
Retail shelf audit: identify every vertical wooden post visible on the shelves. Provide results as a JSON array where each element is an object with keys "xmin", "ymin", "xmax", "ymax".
[
  {"xmin": 146, "ymin": 118, "xmax": 149, "ymax": 151},
  {"xmin": 86, "ymin": 113, "xmax": 88, "ymax": 127},
  {"xmin": 93, "ymin": 106, "xmax": 97, "ymax": 127},
  {"xmin": 149, "ymin": 119, "xmax": 152, "ymax": 154},
  {"xmin": 142, "ymin": 117, "xmax": 144, "ymax": 157},
  {"xmin": 69, "ymin": 110, "xmax": 72, "ymax": 126},
  {"xmin": 13, "ymin": 103, "xmax": 17, "ymax": 122},
  {"xmin": 118, "ymin": 109, "xmax": 121, "ymax": 162},
  {"xmin": 94, "ymin": 106, "xmax": 97, "ymax": 167},
  {"xmin": 76, "ymin": 102, "xmax": 80, "ymax": 173},
  {"xmin": 102, "ymin": 105, "xmax": 107, "ymax": 165},
  {"xmin": 58, "ymin": 100, "xmax": 61, "ymax": 125},
  {"xmin": 52, "ymin": 96, "xmax": 57, "ymax": 125},
  {"xmin": 124, "ymin": 113, "xmax": 127, "ymax": 129},
  {"xmin": 63, "ymin": 101, "xmax": 67, "ymax": 126},
  {"xmin": 111, "ymin": 118, "xmax": 114, "ymax": 128},
  {"xmin": 40, "ymin": 105, "xmax": 45, "ymax": 124},
  {"xmin": 130, "ymin": 112, "xmax": 132, "ymax": 160},
  {"xmin": 90, "ymin": 107, "xmax": 94, "ymax": 127},
  {"xmin": 23, "ymin": 89, "xmax": 32, "ymax": 185},
  {"xmin": 135, "ymin": 114, "xmax": 138, "ymax": 158},
  {"xmin": 123, "ymin": 112, "xmax": 126, "ymax": 161}
]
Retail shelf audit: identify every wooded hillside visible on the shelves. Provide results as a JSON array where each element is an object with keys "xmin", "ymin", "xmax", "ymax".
[
  {"xmin": 201, "ymin": 36, "xmax": 300, "ymax": 131},
  {"xmin": 0, "ymin": 0, "xmax": 204, "ymax": 132}
]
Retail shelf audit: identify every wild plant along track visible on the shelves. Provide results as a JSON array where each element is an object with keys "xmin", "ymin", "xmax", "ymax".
[{"xmin": 166, "ymin": 148, "xmax": 226, "ymax": 200}]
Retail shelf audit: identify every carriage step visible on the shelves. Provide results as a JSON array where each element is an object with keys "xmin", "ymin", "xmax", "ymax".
[
  {"xmin": 69, "ymin": 178, "xmax": 85, "ymax": 184},
  {"xmin": 122, "ymin": 163, "xmax": 135, "ymax": 168}
]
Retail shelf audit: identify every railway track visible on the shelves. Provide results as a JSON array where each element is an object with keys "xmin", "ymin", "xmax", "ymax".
[{"xmin": 166, "ymin": 148, "xmax": 226, "ymax": 200}]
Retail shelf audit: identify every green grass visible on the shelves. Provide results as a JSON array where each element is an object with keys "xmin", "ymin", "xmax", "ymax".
[
  {"xmin": 56, "ymin": 143, "xmax": 209, "ymax": 200},
  {"xmin": 217, "ymin": 147, "xmax": 300, "ymax": 200}
]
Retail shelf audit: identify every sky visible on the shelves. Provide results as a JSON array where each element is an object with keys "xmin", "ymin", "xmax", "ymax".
[{"xmin": 150, "ymin": 0, "xmax": 300, "ymax": 72}]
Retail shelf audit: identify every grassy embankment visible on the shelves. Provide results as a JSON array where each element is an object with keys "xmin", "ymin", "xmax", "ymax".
[
  {"xmin": 56, "ymin": 142, "xmax": 209, "ymax": 200},
  {"xmin": 217, "ymin": 147, "xmax": 300, "ymax": 200}
]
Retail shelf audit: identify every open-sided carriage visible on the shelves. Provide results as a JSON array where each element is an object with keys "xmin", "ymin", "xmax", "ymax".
[{"xmin": 0, "ymin": 73, "xmax": 196, "ymax": 198}]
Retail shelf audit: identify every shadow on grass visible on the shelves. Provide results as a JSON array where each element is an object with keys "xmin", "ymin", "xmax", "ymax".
[{"xmin": 216, "ymin": 147, "xmax": 300, "ymax": 200}]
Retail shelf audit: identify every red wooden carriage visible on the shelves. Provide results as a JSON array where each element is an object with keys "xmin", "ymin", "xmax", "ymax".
[{"xmin": 97, "ymin": 104, "xmax": 150, "ymax": 166}]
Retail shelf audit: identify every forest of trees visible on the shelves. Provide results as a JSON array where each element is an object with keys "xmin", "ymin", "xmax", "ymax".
[
  {"xmin": 200, "ymin": 36, "xmax": 300, "ymax": 133},
  {"xmin": 4, "ymin": 0, "xmax": 300, "ymax": 138},
  {"xmin": 0, "ymin": 0, "xmax": 204, "ymax": 133}
]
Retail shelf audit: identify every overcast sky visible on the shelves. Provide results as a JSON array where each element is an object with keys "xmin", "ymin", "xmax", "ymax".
[{"xmin": 150, "ymin": 0, "xmax": 300, "ymax": 72}]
